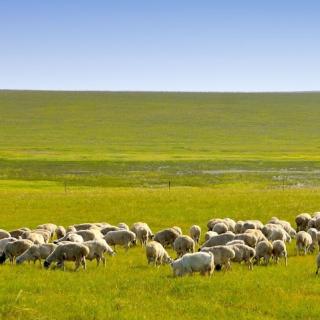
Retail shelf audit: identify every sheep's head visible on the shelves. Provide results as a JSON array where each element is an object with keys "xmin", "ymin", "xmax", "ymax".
[
  {"xmin": 43, "ymin": 260, "xmax": 50, "ymax": 269},
  {"xmin": 0, "ymin": 252, "xmax": 6, "ymax": 264}
]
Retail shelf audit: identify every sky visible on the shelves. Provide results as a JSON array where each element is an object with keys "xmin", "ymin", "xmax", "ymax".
[{"xmin": 0, "ymin": 0, "xmax": 319, "ymax": 92}]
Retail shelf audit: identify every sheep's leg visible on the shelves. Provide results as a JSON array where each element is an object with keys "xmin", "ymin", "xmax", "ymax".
[
  {"xmin": 74, "ymin": 260, "xmax": 80, "ymax": 271},
  {"xmin": 102, "ymin": 256, "xmax": 106, "ymax": 267},
  {"xmin": 81, "ymin": 257, "xmax": 86, "ymax": 270},
  {"xmin": 316, "ymin": 266, "xmax": 319, "ymax": 275}
]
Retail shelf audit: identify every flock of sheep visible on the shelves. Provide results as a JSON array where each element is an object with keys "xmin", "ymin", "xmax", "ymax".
[{"xmin": 1, "ymin": 212, "xmax": 320, "ymax": 276}]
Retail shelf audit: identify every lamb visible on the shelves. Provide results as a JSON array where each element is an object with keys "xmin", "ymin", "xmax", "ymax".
[
  {"xmin": 0, "ymin": 229, "xmax": 10, "ymax": 240},
  {"xmin": 295, "ymin": 213, "xmax": 312, "ymax": 232},
  {"xmin": 201, "ymin": 245, "xmax": 235, "ymax": 271},
  {"xmin": 307, "ymin": 228, "xmax": 319, "ymax": 252},
  {"xmin": 54, "ymin": 233, "xmax": 84, "ymax": 243},
  {"xmin": 55, "ymin": 226, "xmax": 66, "ymax": 240},
  {"xmin": 9, "ymin": 228, "xmax": 30, "ymax": 238},
  {"xmin": 255, "ymin": 240, "xmax": 273, "ymax": 265},
  {"xmin": 154, "ymin": 228, "xmax": 180, "ymax": 248},
  {"xmin": 145, "ymin": 241, "xmax": 173, "ymax": 266},
  {"xmin": 201, "ymin": 232, "xmax": 235, "ymax": 249},
  {"xmin": 234, "ymin": 233, "xmax": 258, "ymax": 247},
  {"xmin": 118, "ymin": 223, "xmax": 129, "ymax": 230},
  {"xmin": 212, "ymin": 222, "xmax": 228, "ymax": 234},
  {"xmin": 228, "ymin": 243, "xmax": 255, "ymax": 270},
  {"xmin": 83, "ymin": 240, "xmax": 115, "ymax": 266},
  {"xmin": 189, "ymin": 225, "xmax": 201, "ymax": 244},
  {"xmin": 130, "ymin": 222, "xmax": 154, "ymax": 245},
  {"xmin": 104, "ymin": 230, "xmax": 136, "ymax": 251},
  {"xmin": 44, "ymin": 242, "xmax": 89, "ymax": 271},
  {"xmin": 204, "ymin": 231, "xmax": 218, "ymax": 242},
  {"xmin": 16, "ymin": 243, "xmax": 57, "ymax": 265},
  {"xmin": 296, "ymin": 231, "xmax": 312, "ymax": 255},
  {"xmin": 272, "ymin": 240, "xmax": 287, "ymax": 266},
  {"xmin": 173, "ymin": 235, "xmax": 195, "ymax": 258},
  {"xmin": 171, "ymin": 252, "xmax": 214, "ymax": 277},
  {"xmin": 0, "ymin": 239, "xmax": 33, "ymax": 264},
  {"xmin": 0, "ymin": 237, "xmax": 17, "ymax": 254}
]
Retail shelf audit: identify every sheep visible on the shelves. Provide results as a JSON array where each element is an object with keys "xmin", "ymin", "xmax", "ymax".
[
  {"xmin": 235, "ymin": 221, "xmax": 244, "ymax": 234},
  {"xmin": 242, "ymin": 220, "xmax": 264, "ymax": 232},
  {"xmin": 172, "ymin": 226, "xmax": 182, "ymax": 235},
  {"xmin": 36, "ymin": 223, "xmax": 57, "ymax": 238},
  {"xmin": 44, "ymin": 242, "xmax": 89, "ymax": 271},
  {"xmin": 32, "ymin": 229, "xmax": 51, "ymax": 243},
  {"xmin": 269, "ymin": 228, "xmax": 291, "ymax": 243},
  {"xmin": 55, "ymin": 226, "xmax": 66, "ymax": 240},
  {"xmin": 104, "ymin": 230, "xmax": 136, "ymax": 251},
  {"xmin": 228, "ymin": 243, "xmax": 256, "ymax": 270},
  {"xmin": 54, "ymin": 233, "xmax": 84, "ymax": 243},
  {"xmin": 307, "ymin": 228, "xmax": 319, "ymax": 252},
  {"xmin": 0, "ymin": 239, "xmax": 33, "ymax": 264},
  {"xmin": 83, "ymin": 240, "xmax": 115, "ymax": 266},
  {"xmin": 234, "ymin": 233, "xmax": 258, "ymax": 248},
  {"xmin": 146, "ymin": 241, "xmax": 173, "ymax": 266},
  {"xmin": 154, "ymin": 228, "xmax": 180, "ymax": 248},
  {"xmin": 295, "ymin": 213, "xmax": 312, "ymax": 232},
  {"xmin": 66, "ymin": 225, "xmax": 77, "ymax": 233},
  {"xmin": 201, "ymin": 232, "xmax": 235, "ymax": 249},
  {"xmin": 171, "ymin": 252, "xmax": 214, "ymax": 277},
  {"xmin": 0, "ymin": 229, "xmax": 10, "ymax": 240},
  {"xmin": 72, "ymin": 223, "xmax": 101, "ymax": 231},
  {"xmin": 226, "ymin": 240, "xmax": 245, "ymax": 246},
  {"xmin": 244, "ymin": 229, "xmax": 268, "ymax": 243},
  {"xmin": 212, "ymin": 222, "xmax": 228, "ymax": 234},
  {"xmin": 130, "ymin": 222, "xmax": 154, "ymax": 244},
  {"xmin": 204, "ymin": 231, "xmax": 218, "ymax": 242},
  {"xmin": 100, "ymin": 226, "xmax": 120, "ymax": 236},
  {"xmin": 223, "ymin": 218, "xmax": 236, "ymax": 232},
  {"xmin": 201, "ymin": 245, "xmax": 235, "ymax": 271},
  {"xmin": 207, "ymin": 218, "xmax": 235, "ymax": 232},
  {"xmin": 16, "ymin": 243, "xmax": 57, "ymax": 265},
  {"xmin": 118, "ymin": 223, "xmax": 129, "ymax": 230},
  {"xmin": 268, "ymin": 217, "xmax": 296, "ymax": 238},
  {"xmin": 189, "ymin": 225, "xmax": 201, "ymax": 244},
  {"xmin": 9, "ymin": 228, "xmax": 30, "ymax": 239},
  {"xmin": 255, "ymin": 240, "xmax": 273, "ymax": 265},
  {"xmin": 272, "ymin": 240, "xmax": 287, "ymax": 266},
  {"xmin": 296, "ymin": 231, "xmax": 312, "ymax": 255},
  {"xmin": 23, "ymin": 232, "xmax": 45, "ymax": 245},
  {"xmin": 173, "ymin": 235, "xmax": 195, "ymax": 258},
  {"xmin": 316, "ymin": 253, "xmax": 320, "ymax": 275},
  {"xmin": 0, "ymin": 237, "xmax": 17, "ymax": 254}
]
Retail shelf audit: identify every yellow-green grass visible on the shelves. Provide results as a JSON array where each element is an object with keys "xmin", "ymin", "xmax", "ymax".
[{"xmin": 1, "ymin": 182, "xmax": 320, "ymax": 319}]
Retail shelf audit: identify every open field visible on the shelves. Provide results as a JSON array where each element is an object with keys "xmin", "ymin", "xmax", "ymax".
[{"xmin": 1, "ymin": 91, "xmax": 320, "ymax": 319}]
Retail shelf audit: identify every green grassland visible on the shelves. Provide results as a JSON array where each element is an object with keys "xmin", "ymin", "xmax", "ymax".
[{"xmin": 1, "ymin": 91, "xmax": 320, "ymax": 319}]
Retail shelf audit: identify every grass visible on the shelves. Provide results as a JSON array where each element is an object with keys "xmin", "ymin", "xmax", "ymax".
[{"xmin": 1, "ymin": 91, "xmax": 320, "ymax": 319}]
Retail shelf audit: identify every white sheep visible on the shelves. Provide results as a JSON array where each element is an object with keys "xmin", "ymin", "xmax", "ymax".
[
  {"xmin": 255, "ymin": 240, "xmax": 273, "ymax": 265},
  {"xmin": 0, "ymin": 239, "xmax": 33, "ymax": 264},
  {"xmin": 146, "ymin": 241, "xmax": 172, "ymax": 266},
  {"xmin": 201, "ymin": 245, "xmax": 235, "ymax": 271},
  {"xmin": 173, "ymin": 235, "xmax": 195, "ymax": 258},
  {"xmin": 104, "ymin": 230, "xmax": 136, "ymax": 251},
  {"xmin": 189, "ymin": 225, "xmax": 201, "ymax": 244},
  {"xmin": 296, "ymin": 231, "xmax": 312, "ymax": 255},
  {"xmin": 272, "ymin": 240, "xmax": 287, "ymax": 266},
  {"xmin": 83, "ymin": 240, "xmax": 115, "ymax": 266},
  {"xmin": 16, "ymin": 243, "xmax": 57, "ymax": 265}
]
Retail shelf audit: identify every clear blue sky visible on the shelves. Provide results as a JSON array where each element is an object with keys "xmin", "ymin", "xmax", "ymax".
[{"xmin": 1, "ymin": 0, "xmax": 319, "ymax": 91}]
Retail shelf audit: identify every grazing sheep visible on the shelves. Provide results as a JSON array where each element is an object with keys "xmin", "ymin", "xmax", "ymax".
[
  {"xmin": 242, "ymin": 220, "xmax": 264, "ymax": 232},
  {"xmin": 172, "ymin": 226, "xmax": 182, "ymax": 235},
  {"xmin": 207, "ymin": 218, "xmax": 235, "ymax": 232},
  {"xmin": 189, "ymin": 225, "xmax": 201, "ymax": 244},
  {"xmin": 295, "ymin": 213, "xmax": 312, "ymax": 232},
  {"xmin": 255, "ymin": 240, "xmax": 273, "ymax": 265},
  {"xmin": 72, "ymin": 223, "xmax": 100, "ymax": 231},
  {"xmin": 54, "ymin": 233, "xmax": 84, "ymax": 243},
  {"xmin": 235, "ymin": 221, "xmax": 244, "ymax": 234},
  {"xmin": 44, "ymin": 242, "xmax": 89, "ymax": 271},
  {"xmin": 268, "ymin": 217, "xmax": 296, "ymax": 238},
  {"xmin": 204, "ymin": 231, "xmax": 218, "ymax": 242},
  {"xmin": 228, "ymin": 244, "xmax": 256, "ymax": 270},
  {"xmin": 104, "ymin": 230, "xmax": 136, "ymax": 251},
  {"xmin": 55, "ymin": 226, "xmax": 66, "ymax": 240},
  {"xmin": 83, "ymin": 240, "xmax": 115, "ymax": 266},
  {"xmin": 272, "ymin": 240, "xmax": 287, "ymax": 266},
  {"xmin": 173, "ymin": 235, "xmax": 195, "ymax": 258},
  {"xmin": 0, "ymin": 237, "xmax": 17, "ymax": 254},
  {"xmin": 32, "ymin": 229, "xmax": 51, "ymax": 243},
  {"xmin": 23, "ymin": 232, "xmax": 45, "ymax": 245},
  {"xmin": 234, "ymin": 233, "xmax": 258, "ymax": 248},
  {"xmin": 118, "ymin": 223, "xmax": 129, "ymax": 230},
  {"xmin": 0, "ymin": 239, "xmax": 33, "ymax": 264},
  {"xmin": 16, "ymin": 243, "xmax": 57, "ymax": 265},
  {"xmin": 146, "ymin": 241, "xmax": 173, "ymax": 266},
  {"xmin": 0, "ymin": 229, "xmax": 10, "ymax": 240},
  {"xmin": 226, "ymin": 240, "xmax": 245, "ymax": 246},
  {"xmin": 154, "ymin": 228, "xmax": 180, "ymax": 248},
  {"xmin": 130, "ymin": 222, "xmax": 154, "ymax": 245},
  {"xmin": 269, "ymin": 228, "xmax": 291, "ymax": 243},
  {"xmin": 316, "ymin": 253, "xmax": 320, "ymax": 275},
  {"xmin": 212, "ymin": 222, "xmax": 228, "ymax": 234},
  {"xmin": 201, "ymin": 246, "xmax": 235, "ymax": 271},
  {"xmin": 244, "ymin": 229, "xmax": 268, "ymax": 243},
  {"xmin": 296, "ymin": 231, "xmax": 312, "ymax": 255},
  {"xmin": 201, "ymin": 232, "xmax": 235, "ymax": 249},
  {"xmin": 66, "ymin": 225, "xmax": 77, "ymax": 233},
  {"xmin": 36, "ymin": 223, "xmax": 57, "ymax": 238},
  {"xmin": 307, "ymin": 228, "xmax": 319, "ymax": 252},
  {"xmin": 9, "ymin": 228, "xmax": 30, "ymax": 239},
  {"xmin": 171, "ymin": 252, "xmax": 214, "ymax": 277},
  {"xmin": 100, "ymin": 226, "xmax": 120, "ymax": 236}
]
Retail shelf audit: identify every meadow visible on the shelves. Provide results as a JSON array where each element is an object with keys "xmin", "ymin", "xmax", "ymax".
[{"xmin": 1, "ymin": 90, "xmax": 320, "ymax": 319}]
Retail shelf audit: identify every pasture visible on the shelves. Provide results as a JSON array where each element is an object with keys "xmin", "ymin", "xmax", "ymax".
[{"xmin": 1, "ymin": 91, "xmax": 320, "ymax": 319}]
